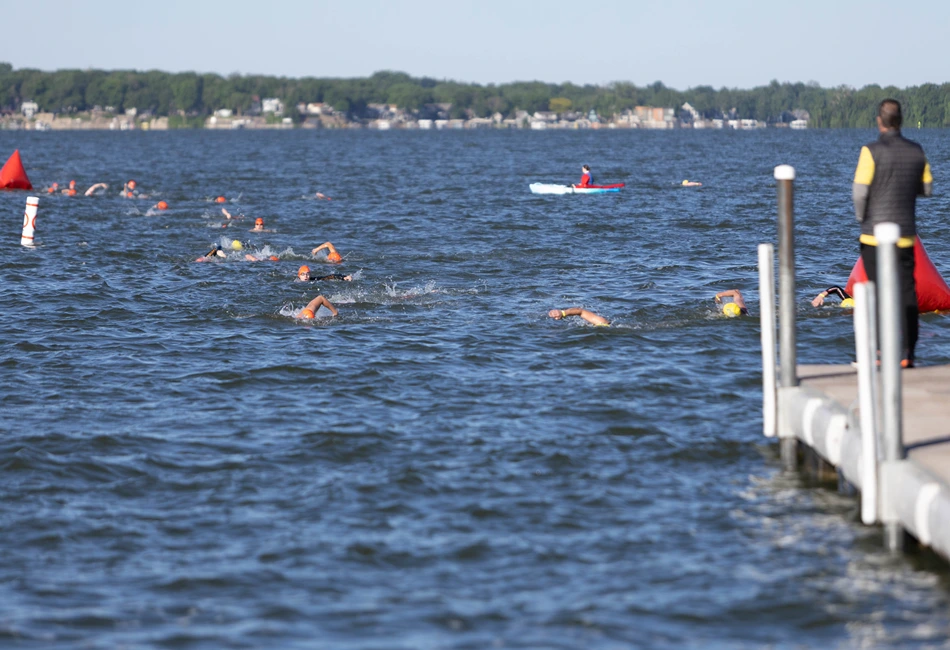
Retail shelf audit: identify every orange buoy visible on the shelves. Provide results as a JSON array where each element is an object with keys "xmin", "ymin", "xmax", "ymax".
[
  {"xmin": 845, "ymin": 238, "xmax": 950, "ymax": 312},
  {"xmin": 0, "ymin": 149, "xmax": 33, "ymax": 190}
]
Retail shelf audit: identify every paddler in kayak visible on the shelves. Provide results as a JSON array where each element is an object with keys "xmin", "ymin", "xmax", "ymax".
[{"xmin": 574, "ymin": 164, "xmax": 594, "ymax": 188}]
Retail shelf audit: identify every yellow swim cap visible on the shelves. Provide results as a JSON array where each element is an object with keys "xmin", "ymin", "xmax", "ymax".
[
  {"xmin": 231, "ymin": 240, "xmax": 243, "ymax": 251},
  {"xmin": 723, "ymin": 302, "xmax": 741, "ymax": 317},
  {"xmin": 841, "ymin": 298, "xmax": 855, "ymax": 308},
  {"xmin": 682, "ymin": 180, "xmax": 689, "ymax": 185}
]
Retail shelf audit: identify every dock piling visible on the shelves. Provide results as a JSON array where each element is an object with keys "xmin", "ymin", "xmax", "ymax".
[
  {"xmin": 758, "ymin": 243, "xmax": 777, "ymax": 437},
  {"xmin": 853, "ymin": 281, "xmax": 879, "ymax": 524},
  {"xmin": 874, "ymin": 222, "xmax": 905, "ymax": 552},
  {"xmin": 774, "ymin": 165, "xmax": 798, "ymax": 469}
]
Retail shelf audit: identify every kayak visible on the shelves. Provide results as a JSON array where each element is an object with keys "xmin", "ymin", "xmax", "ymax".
[{"xmin": 529, "ymin": 183, "xmax": 625, "ymax": 195}]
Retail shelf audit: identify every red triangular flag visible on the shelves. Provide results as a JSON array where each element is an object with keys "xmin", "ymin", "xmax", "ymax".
[
  {"xmin": 0, "ymin": 149, "xmax": 33, "ymax": 190},
  {"xmin": 845, "ymin": 238, "xmax": 950, "ymax": 311}
]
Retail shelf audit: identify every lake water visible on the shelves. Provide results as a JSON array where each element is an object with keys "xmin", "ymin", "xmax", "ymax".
[{"xmin": 1, "ymin": 129, "xmax": 949, "ymax": 649}]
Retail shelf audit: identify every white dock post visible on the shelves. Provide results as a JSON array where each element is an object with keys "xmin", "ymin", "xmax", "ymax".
[
  {"xmin": 853, "ymin": 281, "xmax": 879, "ymax": 524},
  {"xmin": 775, "ymin": 165, "xmax": 798, "ymax": 469},
  {"xmin": 758, "ymin": 243, "xmax": 777, "ymax": 437},
  {"xmin": 21, "ymin": 196, "xmax": 38, "ymax": 247},
  {"xmin": 874, "ymin": 222, "xmax": 904, "ymax": 552}
]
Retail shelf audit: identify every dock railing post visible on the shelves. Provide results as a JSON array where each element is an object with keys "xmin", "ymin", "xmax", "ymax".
[
  {"xmin": 853, "ymin": 281, "xmax": 879, "ymax": 525},
  {"xmin": 758, "ymin": 243, "xmax": 777, "ymax": 438},
  {"xmin": 874, "ymin": 222, "xmax": 904, "ymax": 552},
  {"xmin": 775, "ymin": 165, "xmax": 798, "ymax": 469}
]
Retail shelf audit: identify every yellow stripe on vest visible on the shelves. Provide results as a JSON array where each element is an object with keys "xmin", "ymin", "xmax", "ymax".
[{"xmin": 859, "ymin": 233, "xmax": 916, "ymax": 248}]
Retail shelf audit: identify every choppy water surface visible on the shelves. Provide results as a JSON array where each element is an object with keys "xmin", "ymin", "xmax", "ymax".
[{"xmin": 2, "ymin": 129, "xmax": 950, "ymax": 648}]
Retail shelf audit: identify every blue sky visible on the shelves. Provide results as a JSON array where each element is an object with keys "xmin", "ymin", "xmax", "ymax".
[{"xmin": 2, "ymin": 0, "xmax": 947, "ymax": 90}]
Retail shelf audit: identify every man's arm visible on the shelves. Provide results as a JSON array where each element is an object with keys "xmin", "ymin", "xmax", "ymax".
[
  {"xmin": 920, "ymin": 160, "xmax": 933, "ymax": 197},
  {"xmin": 853, "ymin": 146, "xmax": 874, "ymax": 222}
]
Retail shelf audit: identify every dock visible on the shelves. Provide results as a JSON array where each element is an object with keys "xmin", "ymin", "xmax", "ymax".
[
  {"xmin": 781, "ymin": 364, "xmax": 950, "ymax": 560},
  {"xmin": 760, "ymin": 165, "xmax": 950, "ymax": 563}
]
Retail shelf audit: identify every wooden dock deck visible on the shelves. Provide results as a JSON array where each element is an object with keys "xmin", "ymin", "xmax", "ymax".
[{"xmin": 779, "ymin": 364, "xmax": 950, "ymax": 560}]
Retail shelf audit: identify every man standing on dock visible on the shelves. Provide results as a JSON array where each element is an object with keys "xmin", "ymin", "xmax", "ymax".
[{"xmin": 852, "ymin": 99, "xmax": 932, "ymax": 367}]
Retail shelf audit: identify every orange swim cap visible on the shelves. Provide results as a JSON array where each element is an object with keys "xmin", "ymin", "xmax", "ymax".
[
  {"xmin": 298, "ymin": 265, "xmax": 310, "ymax": 275},
  {"xmin": 327, "ymin": 251, "xmax": 342, "ymax": 263},
  {"xmin": 216, "ymin": 196, "xmax": 226, "ymax": 203},
  {"xmin": 128, "ymin": 180, "xmax": 136, "ymax": 188},
  {"xmin": 67, "ymin": 189, "xmax": 77, "ymax": 196},
  {"xmin": 269, "ymin": 255, "xmax": 279, "ymax": 261},
  {"xmin": 299, "ymin": 308, "xmax": 315, "ymax": 319},
  {"xmin": 255, "ymin": 218, "xmax": 264, "ymax": 226},
  {"xmin": 127, "ymin": 192, "xmax": 134, "ymax": 198},
  {"xmin": 157, "ymin": 201, "xmax": 168, "ymax": 210}
]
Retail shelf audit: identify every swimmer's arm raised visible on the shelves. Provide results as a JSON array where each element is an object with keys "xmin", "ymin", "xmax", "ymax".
[
  {"xmin": 715, "ymin": 289, "xmax": 746, "ymax": 310},
  {"xmin": 311, "ymin": 242, "xmax": 337, "ymax": 255},
  {"xmin": 304, "ymin": 294, "xmax": 339, "ymax": 317},
  {"xmin": 549, "ymin": 307, "xmax": 609, "ymax": 326}
]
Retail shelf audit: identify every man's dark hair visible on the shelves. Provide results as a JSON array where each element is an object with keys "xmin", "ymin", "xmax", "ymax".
[{"xmin": 879, "ymin": 99, "xmax": 902, "ymax": 129}]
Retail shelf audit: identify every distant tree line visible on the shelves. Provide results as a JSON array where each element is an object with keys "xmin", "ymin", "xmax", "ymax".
[{"xmin": 2, "ymin": 63, "xmax": 950, "ymax": 127}]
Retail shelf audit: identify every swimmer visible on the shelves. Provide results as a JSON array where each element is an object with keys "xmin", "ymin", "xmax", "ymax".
[
  {"xmin": 714, "ymin": 289, "xmax": 749, "ymax": 316},
  {"xmin": 84, "ymin": 182, "xmax": 108, "ymax": 196},
  {"xmin": 221, "ymin": 208, "xmax": 239, "ymax": 220},
  {"xmin": 45, "ymin": 182, "xmax": 59, "ymax": 194},
  {"xmin": 196, "ymin": 244, "xmax": 227, "ymax": 262},
  {"xmin": 61, "ymin": 180, "xmax": 78, "ymax": 196},
  {"xmin": 296, "ymin": 265, "xmax": 352, "ymax": 282},
  {"xmin": 123, "ymin": 179, "xmax": 148, "ymax": 199},
  {"xmin": 548, "ymin": 307, "xmax": 610, "ymax": 326},
  {"xmin": 249, "ymin": 217, "xmax": 273, "ymax": 233},
  {"xmin": 311, "ymin": 241, "xmax": 343, "ymax": 263},
  {"xmin": 812, "ymin": 285, "xmax": 854, "ymax": 307},
  {"xmin": 315, "ymin": 192, "xmax": 332, "ymax": 200},
  {"xmin": 297, "ymin": 294, "xmax": 339, "ymax": 319},
  {"xmin": 681, "ymin": 180, "xmax": 702, "ymax": 187}
]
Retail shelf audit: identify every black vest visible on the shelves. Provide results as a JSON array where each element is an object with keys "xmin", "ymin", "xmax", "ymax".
[{"xmin": 863, "ymin": 130, "xmax": 927, "ymax": 237}]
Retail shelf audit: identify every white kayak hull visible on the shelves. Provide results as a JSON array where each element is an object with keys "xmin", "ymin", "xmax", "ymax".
[{"xmin": 529, "ymin": 183, "xmax": 623, "ymax": 195}]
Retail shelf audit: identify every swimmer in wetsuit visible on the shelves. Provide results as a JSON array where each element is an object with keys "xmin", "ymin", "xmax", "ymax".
[
  {"xmin": 714, "ymin": 289, "xmax": 749, "ymax": 315},
  {"xmin": 196, "ymin": 244, "xmax": 227, "ymax": 262},
  {"xmin": 298, "ymin": 294, "xmax": 339, "ymax": 319},
  {"xmin": 811, "ymin": 285, "xmax": 854, "ymax": 307},
  {"xmin": 296, "ymin": 265, "xmax": 352, "ymax": 282},
  {"xmin": 548, "ymin": 307, "xmax": 610, "ymax": 326},
  {"xmin": 312, "ymin": 241, "xmax": 343, "ymax": 263},
  {"xmin": 250, "ymin": 217, "xmax": 274, "ymax": 233}
]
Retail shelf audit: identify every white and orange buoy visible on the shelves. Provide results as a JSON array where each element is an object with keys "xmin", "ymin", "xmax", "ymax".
[{"xmin": 21, "ymin": 196, "xmax": 38, "ymax": 247}]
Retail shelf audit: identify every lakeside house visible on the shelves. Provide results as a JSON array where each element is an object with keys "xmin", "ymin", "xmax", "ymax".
[{"xmin": 1, "ymin": 98, "xmax": 810, "ymax": 131}]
